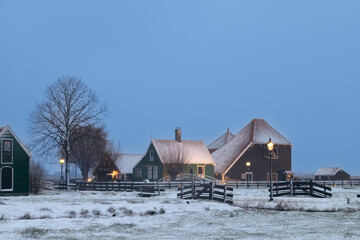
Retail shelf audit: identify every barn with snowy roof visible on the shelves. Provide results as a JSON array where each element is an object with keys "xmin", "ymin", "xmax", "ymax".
[
  {"xmin": 211, "ymin": 119, "xmax": 292, "ymax": 181},
  {"xmin": 133, "ymin": 128, "xmax": 215, "ymax": 181},
  {"xmin": 314, "ymin": 167, "xmax": 350, "ymax": 180}
]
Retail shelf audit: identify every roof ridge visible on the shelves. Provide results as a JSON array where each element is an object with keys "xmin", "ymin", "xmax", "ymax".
[
  {"xmin": 208, "ymin": 129, "xmax": 233, "ymax": 148},
  {"xmin": 261, "ymin": 119, "xmax": 292, "ymax": 145}
]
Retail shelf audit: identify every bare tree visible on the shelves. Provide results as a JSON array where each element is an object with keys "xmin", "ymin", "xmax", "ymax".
[
  {"xmin": 29, "ymin": 159, "xmax": 47, "ymax": 194},
  {"xmin": 162, "ymin": 144, "xmax": 191, "ymax": 181},
  {"xmin": 29, "ymin": 76, "xmax": 108, "ymax": 190},
  {"xmin": 69, "ymin": 125, "xmax": 108, "ymax": 181}
]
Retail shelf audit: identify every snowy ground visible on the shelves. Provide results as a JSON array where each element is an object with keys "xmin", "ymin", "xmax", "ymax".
[{"xmin": 1, "ymin": 187, "xmax": 360, "ymax": 239}]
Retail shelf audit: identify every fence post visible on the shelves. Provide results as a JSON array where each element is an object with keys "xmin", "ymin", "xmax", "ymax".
[
  {"xmin": 236, "ymin": 181, "xmax": 238, "ymax": 188},
  {"xmin": 210, "ymin": 181, "xmax": 214, "ymax": 200},
  {"xmin": 131, "ymin": 181, "xmax": 134, "ymax": 192},
  {"xmin": 93, "ymin": 182, "xmax": 95, "ymax": 191},
  {"xmin": 192, "ymin": 180, "xmax": 195, "ymax": 199},
  {"xmin": 169, "ymin": 181, "xmax": 171, "ymax": 189},
  {"xmin": 181, "ymin": 181, "xmax": 183, "ymax": 199},
  {"xmin": 350, "ymin": 179, "xmax": 352, "ymax": 187},
  {"xmin": 310, "ymin": 180, "xmax": 313, "ymax": 196},
  {"xmin": 290, "ymin": 179, "xmax": 293, "ymax": 196},
  {"xmin": 333, "ymin": 179, "xmax": 335, "ymax": 186},
  {"xmin": 257, "ymin": 181, "xmax": 259, "ymax": 188},
  {"xmin": 342, "ymin": 180, "xmax": 343, "ymax": 187},
  {"xmin": 224, "ymin": 184, "xmax": 227, "ymax": 203}
]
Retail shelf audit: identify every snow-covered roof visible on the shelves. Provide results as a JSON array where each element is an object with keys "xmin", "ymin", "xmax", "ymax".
[
  {"xmin": 207, "ymin": 128, "xmax": 234, "ymax": 150},
  {"xmin": 152, "ymin": 139, "xmax": 214, "ymax": 165},
  {"xmin": 114, "ymin": 154, "xmax": 143, "ymax": 174},
  {"xmin": 212, "ymin": 119, "xmax": 291, "ymax": 174},
  {"xmin": 0, "ymin": 125, "xmax": 32, "ymax": 158},
  {"xmin": 314, "ymin": 167, "xmax": 343, "ymax": 176}
]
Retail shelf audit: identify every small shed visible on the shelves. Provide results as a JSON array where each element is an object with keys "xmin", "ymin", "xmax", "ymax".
[
  {"xmin": 314, "ymin": 167, "xmax": 350, "ymax": 180},
  {"xmin": 0, "ymin": 125, "xmax": 31, "ymax": 196}
]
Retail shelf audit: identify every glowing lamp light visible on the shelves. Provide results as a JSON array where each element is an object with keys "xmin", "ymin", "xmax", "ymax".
[
  {"xmin": 267, "ymin": 138, "xmax": 274, "ymax": 151},
  {"xmin": 110, "ymin": 171, "xmax": 119, "ymax": 178},
  {"xmin": 59, "ymin": 158, "xmax": 65, "ymax": 164},
  {"xmin": 246, "ymin": 162, "xmax": 251, "ymax": 167},
  {"xmin": 87, "ymin": 178, "xmax": 93, "ymax": 182}
]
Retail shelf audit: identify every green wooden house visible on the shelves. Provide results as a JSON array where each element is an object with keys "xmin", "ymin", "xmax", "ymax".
[
  {"xmin": 133, "ymin": 128, "xmax": 215, "ymax": 181},
  {"xmin": 0, "ymin": 125, "xmax": 31, "ymax": 196}
]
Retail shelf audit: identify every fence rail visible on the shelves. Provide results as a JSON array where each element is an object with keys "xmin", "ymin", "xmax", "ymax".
[{"xmin": 75, "ymin": 179, "xmax": 360, "ymax": 192}]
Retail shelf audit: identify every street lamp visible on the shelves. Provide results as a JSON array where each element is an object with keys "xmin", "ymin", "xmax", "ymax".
[
  {"xmin": 267, "ymin": 138, "xmax": 274, "ymax": 201},
  {"xmin": 246, "ymin": 161, "xmax": 251, "ymax": 188},
  {"xmin": 60, "ymin": 158, "xmax": 65, "ymax": 181}
]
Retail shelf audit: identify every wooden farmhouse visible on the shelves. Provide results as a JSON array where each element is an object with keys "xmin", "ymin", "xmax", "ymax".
[
  {"xmin": 207, "ymin": 128, "xmax": 234, "ymax": 154},
  {"xmin": 93, "ymin": 154, "xmax": 143, "ymax": 181},
  {"xmin": 0, "ymin": 125, "xmax": 31, "ymax": 196},
  {"xmin": 211, "ymin": 119, "xmax": 292, "ymax": 181},
  {"xmin": 314, "ymin": 167, "xmax": 350, "ymax": 180},
  {"xmin": 133, "ymin": 128, "xmax": 215, "ymax": 181}
]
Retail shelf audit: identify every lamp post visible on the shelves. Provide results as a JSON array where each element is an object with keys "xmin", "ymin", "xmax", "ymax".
[
  {"xmin": 267, "ymin": 138, "xmax": 274, "ymax": 201},
  {"xmin": 246, "ymin": 161, "xmax": 251, "ymax": 188},
  {"xmin": 60, "ymin": 158, "xmax": 64, "ymax": 181}
]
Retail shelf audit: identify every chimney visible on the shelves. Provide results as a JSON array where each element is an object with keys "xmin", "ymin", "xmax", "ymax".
[{"xmin": 175, "ymin": 127, "xmax": 181, "ymax": 142}]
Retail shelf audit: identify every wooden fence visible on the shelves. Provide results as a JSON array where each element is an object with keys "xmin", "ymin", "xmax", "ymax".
[
  {"xmin": 177, "ymin": 182, "xmax": 233, "ymax": 204},
  {"xmin": 75, "ymin": 179, "xmax": 359, "ymax": 192},
  {"xmin": 271, "ymin": 180, "xmax": 332, "ymax": 198}
]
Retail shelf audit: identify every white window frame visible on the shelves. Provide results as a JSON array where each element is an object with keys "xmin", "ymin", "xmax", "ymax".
[
  {"xmin": 150, "ymin": 150, "xmax": 154, "ymax": 162},
  {"xmin": 1, "ymin": 139, "xmax": 13, "ymax": 164},
  {"xmin": 147, "ymin": 166, "xmax": 153, "ymax": 180},
  {"xmin": 153, "ymin": 166, "xmax": 158, "ymax": 180},
  {"xmin": 0, "ymin": 166, "xmax": 14, "ymax": 191}
]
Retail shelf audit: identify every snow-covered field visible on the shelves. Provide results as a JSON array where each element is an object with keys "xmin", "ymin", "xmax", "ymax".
[{"xmin": 1, "ymin": 187, "xmax": 360, "ymax": 239}]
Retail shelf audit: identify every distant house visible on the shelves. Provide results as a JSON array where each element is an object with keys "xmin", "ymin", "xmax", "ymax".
[
  {"xmin": 211, "ymin": 119, "xmax": 292, "ymax": 181},
  {"xmin": 0, "ymin": 125, "xmax": 31, "ymax": 196},
  {"xmin": 207, "ymin": 128, "xmax": 234, "ymax": 153},
  {"xmin": 133, "ymin": 128, "xmax": 215, "ymax": 181},
  {"xmin": 93, "ymin": 154, "xmax": 143, "ymax": 181},
  {"xmin": 314, "ymin": 167, "xmax": 350, "ymax": 180}
]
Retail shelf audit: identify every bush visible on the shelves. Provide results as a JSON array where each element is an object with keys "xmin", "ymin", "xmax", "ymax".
[
  {"xmin": 80, "ymin": 209, "xmax": 89, "ymax": 218},
  {"xmin": 66, "ymin": 211, "xmax": 76, "ymax": 218},
  {"xmin": 20, "ymin": 227, "xmax": 48, "ymax": 238},
  {"xmin": 18, "ymin": 213, "xmax": 32, "ymax": 220},
  {"xmin": 107, "ymin": 207, "xmax": 116, "ymax": 214},
  {"xmin": 29, "ymin": 160, "xmax": 47, "ymax": 194},
  {"xmin": 0, "ymin": 214, "xmax": 7, "ymax": 221},
  {"xmin": 92, "ymin": 209, "xmax": 101, "ymax": 217},
  {"xmin": 119, "ymin": 207, "xmax": 133, "ymax": 216}
]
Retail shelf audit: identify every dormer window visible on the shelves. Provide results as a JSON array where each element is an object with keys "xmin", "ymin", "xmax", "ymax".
[
  {"xmin": 2, "ymin": 140, "xmax": 13, "ymax": 163},
  {"xmin": 150, "ymin": 150, "xmax": 154, "ymax": 162}
]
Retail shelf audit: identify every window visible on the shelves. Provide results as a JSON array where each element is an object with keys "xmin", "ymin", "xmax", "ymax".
[
  {"xmin": 245, "ymin": 172, "xmax": 253, "ymax": 181},
  {"xmin": 147, "ymin": 166, "xmax": 153, "ymax": 180},
  {"xmin": 267, "ymin": 173, "xmax": 278, "ymax": 182},
  {"xmin": 150, "ymin": 150, "xmax": 154, "ymax": 162},
  {"xmin": 197, "ymin": 165, "xmax": 205, "ymax": 177},
  {"xmin": 272, "ymin": 147, "xmax": 278, "ymax": 159},
  {"xmin": 1, "ymin": 167, "xmax": 13, "ymax": 191},
  {"xmin": 153, "ymin": 166, "xmax": 158, "ymax": 180},
  {"xmin": 136, "ymin": 168, "xmax": 142, "ymax": 178},
  {"xmin": 2, "ymin": 140, "xmax": 13, "ymax": 163}
]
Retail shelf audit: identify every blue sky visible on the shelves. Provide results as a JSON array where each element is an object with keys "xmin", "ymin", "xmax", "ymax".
[{"xmin": 1, "ymin": 1, "xmax": 360, "ymax": 175}]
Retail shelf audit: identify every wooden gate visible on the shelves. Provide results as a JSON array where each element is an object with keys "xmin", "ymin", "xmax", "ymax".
[
  {"xmin": 271, "ymin": 180, "xmax": 332, "ymax": 198},
  {"xmin": 177, "ymin": 181, "xmax": 233, "ymax": 204}
]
